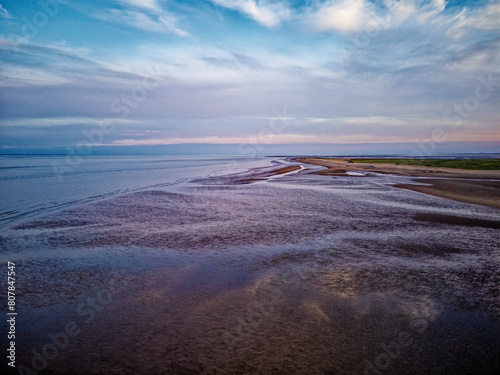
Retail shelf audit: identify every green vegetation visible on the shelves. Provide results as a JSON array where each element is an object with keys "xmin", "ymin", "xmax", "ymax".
[{"xmin": 349, "ymin": 159, "xmax": 500, "ymax": 170}]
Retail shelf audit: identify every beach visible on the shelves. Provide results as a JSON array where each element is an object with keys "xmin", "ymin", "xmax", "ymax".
[
  {"xmin": 296, "ymin": 158, "xmax": 500, "ymax": 210},
  {"xmin": 3, "ymin": 0, "xmax": 500, "ymax": 373},
  {"xmin": 1, "ymin": 156, "xmax": 499, "ymax": 374}
]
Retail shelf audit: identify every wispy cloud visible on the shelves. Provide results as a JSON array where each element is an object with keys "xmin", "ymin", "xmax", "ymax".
[
  {"xmin": 113, "ymin": 0, "xmax": 161, "ymax": 11},
  {"xmin": 210, "ymin": 0, "xmax": 291, "ymax": 27},
  {"xmin": 0, "ymin": 4, "xmax": 12, "ymax": 19},
  {"xmin": 308, "ymin": 0, "xmax": 448, "ymax": 34},
  {"xmin": 1, "ymin": 0, "xmax": 499, "ymax": 150},
  {"xmin": 82, "ymin": 0, "xmax": 190, "ymax": 36},
  {"xmin": 97, "ymin": 8, "xmax": 189, "ymax": 36},
  {"xmin": 310, "ymin": 0, "xmax": 377, "ymax": 33},
  {"xmin": 448, "ymin": 1, "xmax": 500, "ymax": 35}
]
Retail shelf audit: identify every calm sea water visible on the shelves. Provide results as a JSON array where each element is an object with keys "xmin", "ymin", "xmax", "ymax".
[
  {"xmin": 0, "ymin": 155, "xmax": 499, "ymax": 374},
  {"xmin": 0, "ymin": 155, "xmax": 274, "ymax": 229}
]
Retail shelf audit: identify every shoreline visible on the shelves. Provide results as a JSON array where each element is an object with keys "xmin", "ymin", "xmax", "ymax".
[
  {"xmin": 270, "ymin": 165, "xmax": 302, "ymax": 175},
  {"xmin": 229, "ymin": 165, "xmax": 303, "ymax": 184},
  {"xmin": 295, "ymin": 158, "xmax": 500, "ymax": 209},
  {"xmin": 4, "ymin": 156, "xmax": 500, "ymax": 374}
]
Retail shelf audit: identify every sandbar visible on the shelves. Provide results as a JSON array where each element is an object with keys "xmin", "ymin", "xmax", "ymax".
[{"xmin": 296, "ymin": 158, "xmax": 500, "ymax": 209}]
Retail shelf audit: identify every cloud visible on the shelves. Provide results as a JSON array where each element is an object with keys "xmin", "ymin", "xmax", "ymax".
[
  {"xmin": 309, "ymin": 0, "xmax": 449, "ymax": 34},
  {"xmin": 385, "ymin": 0, "xmax": 447, "ymax": 26},
  {"xmin": 311, "ymin": 0, "xmax": 376, "ymax": 33},
  {"xmin": 449, "ymin": 2, "xmax": 500, "ymax": 34},
  {"xmin": 0, "ymin": 41, "xmax": 155, "ymax": 87},
  {"xmin": 336, "ymin": 1, "xmax": 499, "ymax": 80},
  {"xmin": 474, "ymin": 2, "xmax": 500, "ymax": 30},
  {"xmin": 113, "ymin": 0, "xmax": 161, "ymax": 11},
  {"xmin": 1, "ymin": 1, "xmax": 499, "ymax": 149},
  {"xmin": 100, "ymin": 9, "xmax": 189, "ymax": 36},
  {"xmin": 0, "ymin": 4, "xmax": 12, "ymax": 19},
  {"xmin": 79, "ymin": 0, "xmax": 190, "ymax": 37},
  {"xmin": 210, "ymin": 0, "xmax": 291, "ymax": 27}
]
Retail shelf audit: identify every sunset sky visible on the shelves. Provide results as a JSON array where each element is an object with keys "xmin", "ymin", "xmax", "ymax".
[{"xmin": 0, "ymin": 0, "xmax": 499, "ymax": 153}]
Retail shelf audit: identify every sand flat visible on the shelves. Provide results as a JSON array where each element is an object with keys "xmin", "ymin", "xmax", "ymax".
[
  {"xmin": 271, "ymin": 165, "xmax": 302, "ymax": 175},
  {"xmin": 297, "ymin": 158, "xmax": 500, "ymax": 209},
  {"xmin": 394, "ymin": 179, "xmax": 500, "ymax": 210}
]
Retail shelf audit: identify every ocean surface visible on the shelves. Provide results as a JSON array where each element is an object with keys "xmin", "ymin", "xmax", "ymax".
[
  {"xmin": 0, "ymin": 155, "xmax": 275, "ymax": 228},
  {"xmin": 1, "ymin": 155, "xmax": 499, "ymax": 375}
]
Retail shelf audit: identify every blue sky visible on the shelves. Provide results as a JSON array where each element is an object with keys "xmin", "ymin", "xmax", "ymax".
[{"xmin": 0, "ymin": 0, "xmax": 499, "ymax": 152}]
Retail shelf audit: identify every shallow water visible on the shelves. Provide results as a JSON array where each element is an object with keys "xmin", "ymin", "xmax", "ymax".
[
  {"xmin": 1, "ymin": 156, "xmax": 499, "ymax": 374},
  {"xmin": 0, "ymin": 155, "xmax": 274, "ymax": 228}
]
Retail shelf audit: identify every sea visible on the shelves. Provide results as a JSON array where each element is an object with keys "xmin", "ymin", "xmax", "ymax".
[{"xmin": 0, "ymin": 155, "xmax": 499, "ymax": 375}]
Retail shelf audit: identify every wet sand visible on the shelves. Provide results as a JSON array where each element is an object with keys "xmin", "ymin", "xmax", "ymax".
[
  {"xmin": 270, "ymin": 165, "xmax": 302, "ymax": 175},
  {"xmin": 2, "ymin": 160, "xmax": 500, "ymax": 375},
  {"xmin": 395, "ymin": 179, "xmax": 500, "ymax": 210},
  {"xmin": 295, "ymin": 158, "xmax": 500, "ymax": 179},
  {"xmin": 215, "ymin": 165, "xmax": 302, "ymax": 184},
  {"xmin": 297, "ymin": 158, "xmax": 500, "ymax": 209}
]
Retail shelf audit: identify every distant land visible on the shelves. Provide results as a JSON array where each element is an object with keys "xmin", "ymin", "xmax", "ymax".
[
  {"xmin": 350, "ymin": 159, "xmax": 500, "ymax": 170},
  {"xmin": 297, "ymin": 157, "xmax": 500, "ymax": 209},
  {"xmin": 1, "ymin": 141, "xmax": 499, "ymax": 157}
]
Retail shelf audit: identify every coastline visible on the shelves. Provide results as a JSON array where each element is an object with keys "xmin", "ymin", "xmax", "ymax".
[
  {"xmin": 230, "ymin": 165, "xmax": 303, "ymax": 184},
  {"xmin": 3, "ymin": 155, "xmax": 500, "ymax": 374},
  {"xmin": 296, "ymin": 158, "xmax": 500, "ymax": 209},
  {"xmin": 270, "ymin": 165, "xmax": 302, "ymax": 175}
]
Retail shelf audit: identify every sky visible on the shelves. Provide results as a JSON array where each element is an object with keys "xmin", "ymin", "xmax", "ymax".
[{"xmin": 0, "ymin": 0, "xmax": 499, "ymax": 154}]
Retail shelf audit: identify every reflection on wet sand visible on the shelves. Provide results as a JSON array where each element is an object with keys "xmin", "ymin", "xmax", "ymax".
[{"xmin": 2, "ymin": 164, "xmax": 499, "ymax": 374}]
